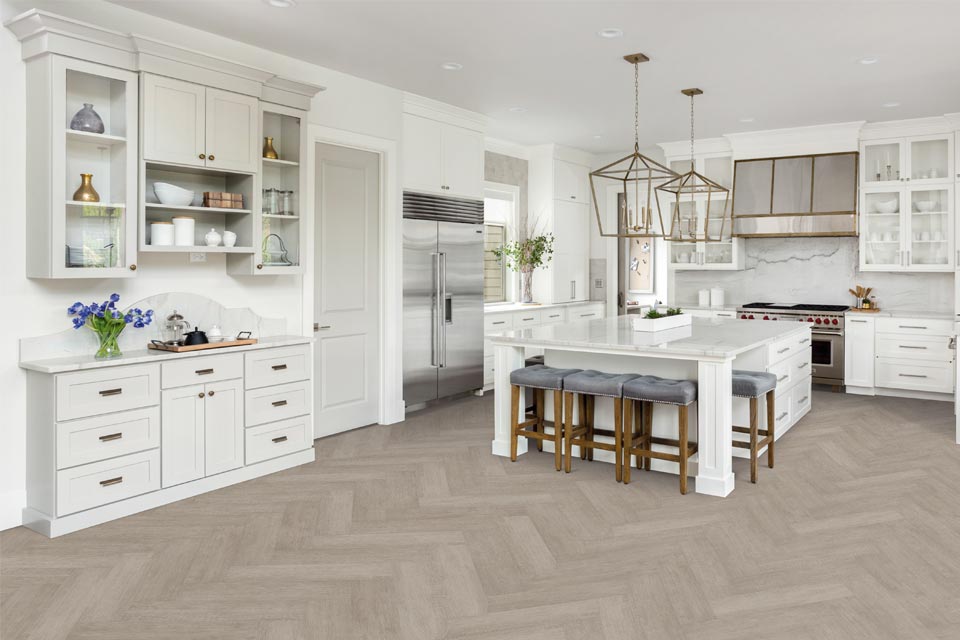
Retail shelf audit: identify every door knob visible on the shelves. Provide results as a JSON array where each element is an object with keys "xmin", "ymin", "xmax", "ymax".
[{"xmin": 208, "ymin": 390, "xmax": 215, "ymax": 397}]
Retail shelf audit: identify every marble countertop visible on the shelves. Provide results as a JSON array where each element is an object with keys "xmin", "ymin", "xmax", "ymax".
[
  {"xmin": 484, "ymin": 301, "xmax": 602, "ymax": 314},
  {"xmin": 488, "ymin": 315, "xmax": 808, "ymax": 359},
  {"xmin": 20, "ymin": 335, "xmax": 313, "ymax": 374},
  {"xmin": 846, "ymin": 309, "xmax": 955, "ymax": 320}
]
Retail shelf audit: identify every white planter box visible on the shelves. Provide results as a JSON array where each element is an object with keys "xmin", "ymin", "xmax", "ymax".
[{"xmin": 632, "ymin": 313, "xmax": 693, "ymax": 332}]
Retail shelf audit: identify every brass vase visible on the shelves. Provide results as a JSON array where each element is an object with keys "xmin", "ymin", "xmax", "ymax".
[
  {"xmin": 72, "ymin": 173, "xmax": 100, "ymax": 203},
  {"xmin": 262, "ymin": 136, "xmax": 279, "ymax": 159}
]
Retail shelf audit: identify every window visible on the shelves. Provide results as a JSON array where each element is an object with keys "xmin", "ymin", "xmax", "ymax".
[{"xmin": 483, "ymin": 223, "xmax": 506, "ymax": 303}]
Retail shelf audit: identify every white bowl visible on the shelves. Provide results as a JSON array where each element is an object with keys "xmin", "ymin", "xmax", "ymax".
[
  {"xmin": 873, "ymin": 199, "xmax": 898, "ymax": 214},
  {"xmin": 915, "ymin": 200, "xmax": 936, "ymax": 212},
  {"xmin": 153, "ymin": 182, "xmax": 195, "ymax": 207}
]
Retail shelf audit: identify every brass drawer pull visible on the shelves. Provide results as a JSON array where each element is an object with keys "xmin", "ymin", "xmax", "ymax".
[
  {"xmin": 98, "ymin": 432, "xmax": 123, "ymax": 442},
  {"xmin": 99, "ymin": 388, "xmax": 122, "ymax": 397},
  {"xmin": 99, "ymin": 476, "xmax": 123, "ymax": 487},
  {"xmin": 195, "ymin": 368, "xmax": 214, "ymax": 375},
  {"xmin": 271, "ymin": 364, "xmax": 288, "ymax": 371},
  {"xmin": 272, "ymin": 400, "xmax": 288, "ymax": 407},
  {"xmin": 272, "ymin": 436, "xmax": 288, "ymax": 443}
]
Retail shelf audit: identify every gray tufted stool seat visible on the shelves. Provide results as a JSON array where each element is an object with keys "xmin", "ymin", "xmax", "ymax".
[
  {"xmin": 509, "ymin": 365, "xmax": 582, "ymax": 471},
  {"xmin": 731, "ymin": 370, "xmax": 778, "ymax": 483},
  {"xmin": 560, "ymin": 370, "xmax": 639, "ymax": 480},
  {"xmin": 621, "ymin": 375, "xmax": 700, "ymax": 494}
]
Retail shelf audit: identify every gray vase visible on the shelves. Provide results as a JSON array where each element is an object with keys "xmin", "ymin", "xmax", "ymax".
[{"xmin": 69, "ymin": 103, "xmax": 105, "ymax": 134}]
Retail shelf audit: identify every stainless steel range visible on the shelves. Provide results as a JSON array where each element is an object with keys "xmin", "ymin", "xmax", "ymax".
[{"xmin": 736, "ymin": 302, "xmax": 849, "ymax": 388}]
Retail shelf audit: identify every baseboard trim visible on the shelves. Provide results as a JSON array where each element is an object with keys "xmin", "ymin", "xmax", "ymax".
[
  {"xmin": 1, "ymin": 490, "xmax": 26, "ymax": 531},
  {"xmin": 21, "ymin": 448, "xmax": 315, "ymax": 538}
]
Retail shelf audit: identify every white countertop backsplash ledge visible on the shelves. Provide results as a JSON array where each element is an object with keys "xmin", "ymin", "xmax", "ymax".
[{"xmin": 20, "ymin": 292, "xmax": 291, "ymax": 366}]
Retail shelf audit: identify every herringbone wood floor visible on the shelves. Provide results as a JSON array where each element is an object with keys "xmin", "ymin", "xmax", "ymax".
[{"xmin": 3, "ymin": 390, "xmax": 960, "ymax": 639}]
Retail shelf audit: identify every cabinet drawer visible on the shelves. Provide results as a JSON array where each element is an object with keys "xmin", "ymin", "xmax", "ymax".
[
  {"xmin": 56, "ymin": 364, "xmax": 160, "ymax": 421},
  {"xmin": 714, "ymin": 310, "xmax": 738, "ymax": 319},
  {"xmin": 57, "ymin": 449, "xmax": 160, "ymax": 516},
  {"xmin": 245, "ymin": 345, "xmax": 311, "ymax": 390},
  {"xmin": 767, "ymin": 331, "xmax": 810, "ymax": 366},
  {"xmin": 161, "ymin": 353, "xmax": 243, "ymax": 389},
  {"xmin": 790, "ymin": 381, "xmax": 812, "ymax": 419},
  {"xmin": 876, "ymin": 334, "xmax": 953, "ymax": 361},
  {"xmin": 57, "ymin": 407, "xmax": 160, "ymax": 470},
  {"xmin": 570, "ymin": 304, "xmax": 604, "ymax": 320},
  {"xmin": 245, "ymin": 380, "xmax": 312, "ymax": 427},
  {"xmin": 876, "ymin": 358, "xmax": 955, "ymax": 393},
  {"xmin": 484, "ymin": 314, "xmax": 514, "ymax": 333},
  {"xmin": 515, "ymin": 310, "xmax": 542, "ymax": 327},
  {"xmin": 541, "ymin": 309, "xmax": 567, "ymax": 325},
  {"xmin": 876, "ymin": 317, "xmax": 954, "ymax": 336},
  {"xmin": 245, "ymin": 416, "xmax": 312, "ymax": 465},
  {"xmin": 769, "ymin": 348, "xmax": 809, "ymax": 391},
  {"xmin": 771, "ymin": 389, "xmax": 792, "ymax": 431},
  {"xmin": 483, "ymin": 355, "xmax": 494, "ymax": 386}
]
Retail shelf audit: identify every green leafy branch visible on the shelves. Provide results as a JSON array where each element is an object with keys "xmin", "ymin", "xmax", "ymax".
[{"xmin": 492, "ymin": 234, "xmax": 555, "ymax": 273}]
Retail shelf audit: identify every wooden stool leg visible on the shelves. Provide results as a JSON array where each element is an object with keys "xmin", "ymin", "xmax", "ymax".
[
  {"xmin": 564, "ymin": 391, "xmax": 575, "ymax": 473},
  {"xmin": 553, "ymin": 389, "xmax": 563, "ymax": 472},
  {"xmin": 623, "ymin": 399, "xmax": 632, "ymax": 485},
  {"xmin": 679, "ymin": 404, "xmax": 689, "ymax": 494},
  {"xmin": 634, "ymin": 399, "xmax": 643, "ymax": 470},
  {"xmin": 510, "ymin": 384, "xmax": 521, "ymax": 462},
  {"xmin": 535, "ymin": 388, "xmax": 545, "ymax": 452},
  {"xmin": 579, "ymin": 394, "xmax": 588, "ymax": 460},
  {"xmin": 749, "ymin": 397, "xmax": 759, "ymax": 484},
  {"xmin": 614, "ymin": 397, "xmax": 623, "ymax": 482},
  {"xmin": 766, "ymin": 390, "xmax": 775, "ymax": 469},
  {"xmin": 643, "ymin": 402, "xmax": 653, "ymax": 471},
  {"xmin": 586, "ymin": 396, "xmax": 595, "ymax": 461}
]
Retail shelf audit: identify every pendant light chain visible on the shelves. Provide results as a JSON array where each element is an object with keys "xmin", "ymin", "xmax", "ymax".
[
  {"xmin": 689, "ymin": 92, "xmax": 695, "ymax": 166},
  {"xmin": 633, "ymin": 61, "xmax": 640, "ymax": 152}
]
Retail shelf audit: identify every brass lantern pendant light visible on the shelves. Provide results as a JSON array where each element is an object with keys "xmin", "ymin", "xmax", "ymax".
[
  {"xmin": 656, "ymin": 88, "xmax": 732, "ymax": 243},
  {"xmin": 589, "ymin": 53, "xmax": 680, "ymax": 238}
]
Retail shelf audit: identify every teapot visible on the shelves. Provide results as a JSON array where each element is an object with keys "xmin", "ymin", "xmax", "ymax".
[{"xmin": 183, "ymin": 326, "xmax": 209, "ymax": 346}]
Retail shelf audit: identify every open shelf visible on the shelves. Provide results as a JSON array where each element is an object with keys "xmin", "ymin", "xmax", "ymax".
[
  {"xmin": 262, "ymin": 213, "xmax": 299, "ymax": 220},
  {"xmin": 66, "ymin": 200, "xmax": 125, "ymax": 208},
  {"xmin": 141, "ymin": 245, "xmax": 256, "ymax": 254},
  {"xmin": 145, "ymin": 160, "xmax": 255, "ymax": 178},
  {"xmin": 145, "ymin": 202, "xmax": 251, "ymax": 215},
  {"xmin": 262, "ymin": 157, "xmax": 299, "ymax": 168},
  {"xmin": 65, "ymin": 129, "xmax": 126, "ymax": 145}
]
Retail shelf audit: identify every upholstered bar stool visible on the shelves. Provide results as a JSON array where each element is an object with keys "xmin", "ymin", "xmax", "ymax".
[
  {"xmin": 510, "ymin": 364, "xmax": 582, "ymax": 471},
  {"xmin": 523, "ymin": 355, "xmax": 545, "ymax": 418},
  {"xmin": 731, "ymin": 370, "xmax": 777, "ymax": 483},
  {"xmin": 621, "ymin": 376, "xmax": 699, "ymax": 494},
  {"xmin": 561, "ymin": 370, "xmax": 639, "ymax": 481}
]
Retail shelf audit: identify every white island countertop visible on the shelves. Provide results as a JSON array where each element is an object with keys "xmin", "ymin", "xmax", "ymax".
[
  {"xmin": 19, "ymin": 335, "xmax": 313, "ymax": 374},
  {"xmin": 489, "ymin": 315, "xmax": 809, "ymax": 360}
]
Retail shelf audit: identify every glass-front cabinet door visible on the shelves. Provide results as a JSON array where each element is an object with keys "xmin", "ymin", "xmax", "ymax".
[
  {"xmin": 860, "ymin": 186, "xmax": 954, "ymax": 272},
  {"xmin": 908, "ymin": 136, "xmax": 953, "ymax": 184},
  {"xmin": 906, "ymin": 187, "xmax": 952, "ymax": 269},
  {"xmin": 862, "ymin": 140, "xmax": 903, "ymax": 186},
  {"xmin": 862, "ymin": 135, "xmax": 953, "ymax": 188},
  {"xmin": 667, "ymin": 196, "xmax": 741, "ymax": 270},
  {"xmin": 860, "ymin": 188, "xmax": 904, "ymax": 269}
]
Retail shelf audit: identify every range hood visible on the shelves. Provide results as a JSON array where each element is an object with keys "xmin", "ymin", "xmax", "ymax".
[{"xmin": 732, "ymin": 151, "xmax": 858, "ymax": 237}]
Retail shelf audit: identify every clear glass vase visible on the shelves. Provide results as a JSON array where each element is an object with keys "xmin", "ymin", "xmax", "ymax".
[
  {"xmin": 520, "ymin": 270, "xmax": 533, "ymax": 304},
  {"xmin": 94, "ymin": 330, "xmax": 123, "ymax": 359}
]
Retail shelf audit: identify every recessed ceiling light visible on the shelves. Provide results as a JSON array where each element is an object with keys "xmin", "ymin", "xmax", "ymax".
[
  {"xmin": 440, "ymin": 62, "xmax": 463, "ymax": 71},
  {"xmin": 882, "ymin": 101, "xmax": 901, "ymax": 108},
  {"xmin": 597, "ymin": 28, "xmax": 623, "ymax": 39},
  {"xmin": 738, "ymin": 117, "xmax": 755, "ymax": 123},
  {"xmin": 858, "ymin": 56, "xmax": 879, "ymax": 65},
  {"xmin": 264, "ymin": 0, "xmax": 296, "ymax": 7},
  {"xmin": 592, "ymin": 134, "xmax": 603, "ymax": 139},
  {"xmin": 508, "ymin": 106, "xmax": 527, "ymax": 113}
]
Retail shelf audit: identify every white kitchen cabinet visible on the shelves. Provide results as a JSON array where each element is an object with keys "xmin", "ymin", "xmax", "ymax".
[
  {"xmin": 860, "ymin": 184, "xmax": 953, "ymax": 271},
  {"xmin": 142, "ymin": 74, "xmax": 259, "ymax": 173},
  {"xmin": 552, "ymin": 200, "xmax": 590, "ymax": 255},
  {"xmin": 161, "ymin": 383, "xmax": 205, "ymax": 487},
  {"xmin": 554, "ymin": 159, "xmax": 590, "ymax": 203},
  {"xmin": 861, "ymin": 134, "xmax": 954, "ymax": 187},
  {"xmin": 844, "ymin": 315, "xmax": 875, "ymax": 388},
  {"xmin": 204, "ymin": 378, "xmax": 244, "ymax": 476},
  {"xmin": 402, "ymin": 113, "xmax": 484, "ymax": 199},
  {"xmin": 667, "ymin": 197, "xmax": 743, "ymax": 271}
]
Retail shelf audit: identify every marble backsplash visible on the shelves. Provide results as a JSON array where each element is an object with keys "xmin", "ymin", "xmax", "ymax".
[
  {"xmin": 672, "ymin": 237, "xmax": 955, "ymax": 313},
  {"xmin": 21, "ymin": 292, "xmax": 287, "ymax": 362}
]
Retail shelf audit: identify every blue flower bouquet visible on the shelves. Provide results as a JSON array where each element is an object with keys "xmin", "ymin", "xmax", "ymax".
[{"xmin": 68, "ymin": 294, "xmax": 154, "ymax": 359}]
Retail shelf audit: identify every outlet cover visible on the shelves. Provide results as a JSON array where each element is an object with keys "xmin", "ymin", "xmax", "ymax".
[
  {"xmin": 594, "ymin": 278, "xmax": 604, "ymax": 289},
  {"xmin": 190, "ymin": 252, "xmax": 207, "ymax": 263}
]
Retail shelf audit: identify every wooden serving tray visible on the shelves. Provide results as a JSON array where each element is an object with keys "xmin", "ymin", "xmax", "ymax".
[
  {"xmin": 847, "ymin": 307, "xmax": 881, "ymax": 314},
  {"xmin": 148, "ymin": 338, "xmax": 258, "ymax": 353}
]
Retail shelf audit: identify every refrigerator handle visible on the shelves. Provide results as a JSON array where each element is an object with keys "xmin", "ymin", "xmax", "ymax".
[
  {"xmin": 439, "ymin": 252, "xmax": 447, "ymax": 368},
  {"xmin": 431, "ymin": 252, "xmax": 440, "ymax": 367}
]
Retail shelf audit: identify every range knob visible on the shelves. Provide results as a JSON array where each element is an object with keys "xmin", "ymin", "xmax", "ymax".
[
  {"xmin": 763, "ymin": 315, "xmax": 770, "ymax": 320},
  {"xmin": 831, "ymin": 318, "xmax": 839, "ymax": 325},
  {"xmin": 748, "ymin": 314, "xmax": 755, "ymax": 319},
  {"xmin": 815, "ymin": 318, "xmax": 822, "ymax": 324},
  {"xmin": 740, "ymin": 314, "xmax": 748, "ymax": 319},
  {"xmin": 807, "ymin": 317, "xmax": 814, "ymax": 322}
]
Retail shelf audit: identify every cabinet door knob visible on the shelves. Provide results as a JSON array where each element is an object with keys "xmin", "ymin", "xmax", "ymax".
[
  {"xmin": 198, "ymin": 392, "xmax": 205, "ymax": 398},
  {"xmin": 199, "ymin": 153, "xmax": 206, "ymax": 160},
  {"xmin": 257, "ymin": 264, "xmax": 263, "ymax": 270},
  {"xmin": 129, "ymin": 264, "xmax": 137, "ymax": 271},
  {"xmin": 208, "ymin": 154, "xmax": 215, "ymax": 161},
  {"xmin": 208, "ymin": 390, "xmax": 215, "ymax": 396}
]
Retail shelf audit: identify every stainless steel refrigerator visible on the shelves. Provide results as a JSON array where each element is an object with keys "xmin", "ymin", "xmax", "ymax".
[{"xmin": 403, "ymin": 192, "xmax": 484, "ymax": 407}]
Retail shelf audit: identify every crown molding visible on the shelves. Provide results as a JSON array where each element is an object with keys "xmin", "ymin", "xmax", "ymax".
[
  {"xmin": 402, "ymin": 92, "xmax": 488, "ymax": 132},
  {"xmin": 859, "ymin": 115, "xmax": 955, "ymax": 140},
  {"xmin": 724, "ymin": 121, "xmax": 865, "ymax": 159},
  {"xmin": 657, "ymin": 137, "xmax": 731, "ymax": 160},
  {"xmin": 485, "ymin": 137, "xmax": 532, "ymax": 161}
]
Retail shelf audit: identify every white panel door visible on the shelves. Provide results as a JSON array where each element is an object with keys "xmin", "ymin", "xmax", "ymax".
[
  {"xmin": 441, "ymin": 123, "xmax": 484, "ymax": 199},
  {"xmin": 402, "ymin": 113, "xmax": 443, "ymax": 194},
  {"xmin": 554, "ymin": 159, "xmax": 589, "ymax": 203},
  {"xmin": 161, "ymin": 384, "xmax": 205, "ymax": 488},
  {"xmin": 204, "ymin": 88, "xmax": 259, "ymax": 173},
  {"xmin": 314, "ymin": 143, "xmax": 381, "ymax": 437},
  {"xmin": 142, "ymin": 74, "xmax": 206, "ymax": 167},
  {"xmin": 844, "ymin": 317, "xmax": 875, "ymax": 387},
  {"xmin": 204, "ymin": 378, "xmax": 244, "ymax": 476},
  {"xmin": 552, "ymin": 200, "xmax": 590, "ymax": 255}
]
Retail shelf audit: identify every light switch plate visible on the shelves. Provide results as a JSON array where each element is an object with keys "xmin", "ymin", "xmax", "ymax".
[
  {"xmin": 594, "ymin": 278, "xmax": 604, "ymax": 289},
  {"xmin": 189, "ymin": 252, "xmax": 207, "ymax": 263}
]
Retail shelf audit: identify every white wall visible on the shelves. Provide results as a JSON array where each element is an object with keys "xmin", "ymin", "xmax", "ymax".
[{"xmin": 0, "ymin": 0, "xmax": 404, "ymax": 529}]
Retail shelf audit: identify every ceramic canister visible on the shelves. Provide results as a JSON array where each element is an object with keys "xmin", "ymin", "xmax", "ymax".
[
  {"xmin": 150, "ymin": 221, "xmax": 174, "ymax": 246},
  {"xmin": 172, "ymin": 216, "xmax": 196, "ymax": 246},
  {"xmin": 698, "ymin": 289, "xmax": 710, "ymax": 307},
  {"xmin": 710, "ymin": 287, "xmax": 725, "ymax": 308}
]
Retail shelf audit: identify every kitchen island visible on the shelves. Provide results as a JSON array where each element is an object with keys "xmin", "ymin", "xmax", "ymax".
[{"xmin": 488, "ymin": 315, "xmax": 812, "ymax": 497}]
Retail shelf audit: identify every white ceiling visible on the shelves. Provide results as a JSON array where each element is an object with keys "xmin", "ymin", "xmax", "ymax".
[{"xmin": 109, "ymin": 0, "xmax": 960, "ymax": 153}]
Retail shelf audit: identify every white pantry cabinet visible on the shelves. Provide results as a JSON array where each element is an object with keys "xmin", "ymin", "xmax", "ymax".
[
  {"xmin": 402, "ymin": 113, "xmax": 484, "ymax": 199},
  {"xmin": 142, "ymin": 74, "xmax": 259, "ymax": 173},
  {"xmin": 844, "ymin": 315, "xmax": 875, "ymax": 388}
]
